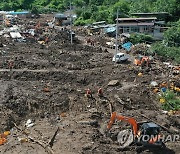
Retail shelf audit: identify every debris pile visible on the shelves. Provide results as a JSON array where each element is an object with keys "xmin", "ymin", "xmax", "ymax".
[
  {"xmin": 0, "ymin": 14, "xmax": 179, "ymax": 154},
  {"xmin": 131, "ymin": 43, "xmax": 152, "ymax": 55}
]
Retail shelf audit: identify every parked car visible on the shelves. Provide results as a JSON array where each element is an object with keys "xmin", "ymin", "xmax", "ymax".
[{"xmin": 112, "ymin": 52, "xmax": 129, "ymax": 63}]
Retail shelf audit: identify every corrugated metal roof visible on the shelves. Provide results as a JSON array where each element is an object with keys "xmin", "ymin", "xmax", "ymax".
[
  {"xmin": 92, "ymin": 21, "xmax": 106, "ymax": 25},
  {"xmin": 118, "ymin": 22, "xmax": 154, "ymax": 26},
  {"xmin": 116, "ymin": 17, "xmax": 157, "ymax": 21}
]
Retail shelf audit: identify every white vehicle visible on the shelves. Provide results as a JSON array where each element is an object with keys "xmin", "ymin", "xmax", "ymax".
[{"xmin": 112, "ymin": 52, "xmax": 129, "ymax": 63}]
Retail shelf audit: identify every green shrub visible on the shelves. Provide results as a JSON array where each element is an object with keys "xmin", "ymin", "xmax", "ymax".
[
  {"xmin": 160, "ymin": 90, "xmax": 180, "ymax": 111},
  {"xmin": 151, "ymin": 42, "xmax": 180, "ymax": 64},
  {"xmin": 129, "ymin": 33, "xmax": 154, "ymax": 44}
]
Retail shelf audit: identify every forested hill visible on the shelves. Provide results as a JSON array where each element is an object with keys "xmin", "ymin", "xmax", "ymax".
[{"xmin": 0, "ymin": 0, "xmax": 179, "ymax": 23}]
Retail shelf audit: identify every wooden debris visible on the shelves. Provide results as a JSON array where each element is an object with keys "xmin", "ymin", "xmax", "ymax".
[
  {"xmin": 48, "ymin": 127, "xmax": 59, "ymax": 148},
  {"xmin": 13, "ymin": 122, "xmax": 54, "ymax": 154},
  {"xmin": 109, "ymin": 102, "xmax": 113, "ymax": 114}
]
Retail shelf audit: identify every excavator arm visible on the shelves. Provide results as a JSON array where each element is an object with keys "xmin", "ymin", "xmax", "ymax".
[{"xmin": 107, "ymin": 112, "xmax": 138, "ymax": 136}]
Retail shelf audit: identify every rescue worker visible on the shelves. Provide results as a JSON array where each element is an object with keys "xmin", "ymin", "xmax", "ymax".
[
  {"xmin": 45, "ymin": 37, "xmax": 49, "ymax": 44},
  {"xmin": 86, "ymin": 88, "xmax": 92, "ymax": 98},
  {"xmin": 97, "ymin": 88, "xmax": 103, "ymax": 97},
  {"xmin": 8, "ymin": 60, "xmax": 14, "ymax": 71}
]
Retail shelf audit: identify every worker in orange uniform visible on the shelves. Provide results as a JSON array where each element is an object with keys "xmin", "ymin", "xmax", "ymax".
[
  {"xmin": 8, "ymin": 60, "xmax": 14, "ymax": 71},
  {"xmin": 86, "ymin": 88, "xmax": 92, "ymax": 98},
  {"xmin": 45, "ymin": 37, "xmax": 49, "ymax": 44},
  {"xmin": 97, "ymin": 88, "xmax": 103, "ymax": 97}
]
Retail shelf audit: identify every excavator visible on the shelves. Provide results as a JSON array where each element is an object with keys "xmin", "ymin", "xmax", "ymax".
[
  {"xmin": 106, "ymin": 112, "xmax": 165, "ymax": 148},
  {"xmin": 134, "ymin": 55, "xmax": 150, "ymax": 67}
]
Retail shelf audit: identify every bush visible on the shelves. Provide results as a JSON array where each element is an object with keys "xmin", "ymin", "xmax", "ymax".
[
  {"xmin": 151, "ymin": 42, "xmax": 180, "ymax": 64},
  {"xmin": 74, "ymin": 18, "xmax": 86, "ymax": 26},
  {"xmin": 164, "ymin": 20, "xmax": 180, "ymax": 47},
  {"xmin": 129, "ymin": 33, "xmax": 154, "ymax": 44},
  {"xmin": 74, "ymin": 18, "xmax": 94, "ymax": 26}
]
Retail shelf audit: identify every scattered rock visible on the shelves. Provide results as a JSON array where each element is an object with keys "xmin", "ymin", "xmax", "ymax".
[
  {"xmin": 169, "ymin": 126, "xmax": 179, "ymax": 133},
  {"xmin": 89, "ymin": 108, "xmax": 98, "ymax": 113},
  {"xmin": 25, "ymin": 119, "xmax": 35, "ymax": 128},
  {"xmin": 82, "ymin": 143, "xmax": 93, "ymax": 151},
  {"xmin": 78, "ymin": 120, "xmax": 99, "ymax": 127},
  {"xmin": 108, "ymin": 80, "xmax": 120, "ymax": 86},
  {"xmin": 150, "ymin": 81, "xmax": 158, "ymax": 87}
]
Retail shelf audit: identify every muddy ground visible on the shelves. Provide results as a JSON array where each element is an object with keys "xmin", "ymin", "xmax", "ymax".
[{"xmin": 0, "ymin": 15, "xmax": 179, "ymax": 154}]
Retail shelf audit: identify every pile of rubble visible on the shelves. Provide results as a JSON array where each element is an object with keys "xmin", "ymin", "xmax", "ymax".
[
  {"xmin": 0, "ymin": 14, "xmax": 179, "ymax": 154},
  {"xmin": 130, "ymin": 43, "xmax": 153, "ymax": 55}
]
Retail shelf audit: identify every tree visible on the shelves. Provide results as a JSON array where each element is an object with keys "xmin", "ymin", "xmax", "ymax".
[
  {"xmin": 164, "ymin": 20, "xmax": 180, "ymax": 47},
  {"xmin": 129, "ymin": 0, "xmax": 154, "ymax": 13}
]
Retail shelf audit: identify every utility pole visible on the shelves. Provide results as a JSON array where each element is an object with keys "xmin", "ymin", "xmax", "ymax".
[
  {"xmin": 70, "ymin": 1, "xmax": 73, "ymax": 44},
  {"xmin": 115, "ymin": 9, "xmax": 119, "ymax": 62}
]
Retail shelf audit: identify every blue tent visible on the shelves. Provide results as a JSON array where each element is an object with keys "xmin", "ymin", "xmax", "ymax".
[{"xmin": 122, "ymin": 42, "xmax": 133, "ymax": 51}]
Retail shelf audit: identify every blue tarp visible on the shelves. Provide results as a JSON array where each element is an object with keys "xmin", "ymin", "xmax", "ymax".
[
  {"xmin": 104, "ymin": 27, "xmax": 116, "ymax": 34},
  {"xmin": 7, "ymin": 11, "xmax": 29, "ymax": 15},
  {"xmin": 122, "ymin": 42, "xmax": 133, "ymax": 51}
]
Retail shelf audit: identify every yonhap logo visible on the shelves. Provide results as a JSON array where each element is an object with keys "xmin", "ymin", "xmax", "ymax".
[
  {"xmin": 136, "ymin": 134, "xmax": 180, "ymax": 143},
  {"xmin": 117, "ymin": 129, "xmax": 134, "ymax": 148},
  {"xmin": 117, "ymin": 130, "xmax": 180, "ymax": 148}
]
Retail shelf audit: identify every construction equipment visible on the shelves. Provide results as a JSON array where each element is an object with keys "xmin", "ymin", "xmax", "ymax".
[
  {"xmin": 106, "ymin": 112, "xmax": 164, "ymax": 148},
  {"xmin": 134, "ymin": 55, "xmax": 150, "ymax": 67}
]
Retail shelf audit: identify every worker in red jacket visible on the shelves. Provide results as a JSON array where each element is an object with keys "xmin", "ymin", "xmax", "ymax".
[{"xmin": 86, "ymin": 88, "xmax": 92, "ymax": 98}]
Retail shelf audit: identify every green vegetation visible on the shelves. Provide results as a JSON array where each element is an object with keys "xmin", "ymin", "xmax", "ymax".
[
  {"xmin": 129, "ymin": 33, "xmax": 154, "ymax": 44},
  {"xmin": 164, "ymin": 20, "xmax": 180, "ymax": 47},
  {"xmin": 152, "ymin": 43, "xmax": 180, "ymax": 64},
  {"xmin": 151, "ymin": 20, "xmax": 180, "ymax": 64},
  {"xmin": 0, "ymin": 0, "xmax": 179, "ymax": 23},
  {"xmin": 160, "ymin": 90, "xmax": 180, "ymax": 111}
]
